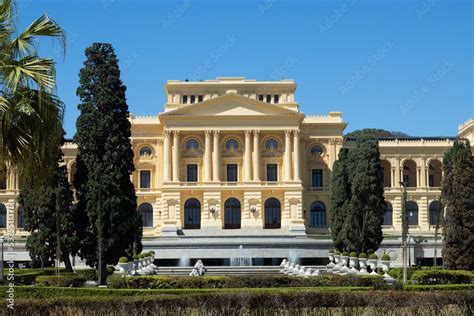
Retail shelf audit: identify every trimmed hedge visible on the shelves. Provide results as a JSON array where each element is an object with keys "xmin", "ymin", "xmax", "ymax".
[
  {"xmin": 388, "ymin": 267, "xmax": 419, "ymax": 280},
  {"xmin": 1, "ymin": 284, "xmax": 473, "ymax": 300},
  {"xmin": 411, "ymin": 270, "xmax": 473, "ymax": 285},
  {"xmin": 36, "ymin": 275, "xmax": 87, "ymax": 288},
  {"xmin": 9, "ymin": 289, "xmax": 474, "ymax": 315},
  {"xmin": 107, "ymin": 275, "xmax": 387, "ymax": 289}
]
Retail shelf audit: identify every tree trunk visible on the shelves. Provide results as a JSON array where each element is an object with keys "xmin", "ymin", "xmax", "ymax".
[
  {"xmin": 99, "ymin": 260, "xmax": 107, "ymax": 285},
  {"xmin": 62, "ymin": 251, "xmax": 73, "ymax": 272}
]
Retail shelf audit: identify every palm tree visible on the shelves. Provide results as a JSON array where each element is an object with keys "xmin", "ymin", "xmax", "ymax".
[{"xmin": 0, "ymin": 0, "xmax": 65, "ymax": 176}]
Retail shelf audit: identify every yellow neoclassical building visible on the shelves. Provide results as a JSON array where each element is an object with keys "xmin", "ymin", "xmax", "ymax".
[{"xmin": 1, "ymin": 77, "xmax": 473, "ymax": 265}]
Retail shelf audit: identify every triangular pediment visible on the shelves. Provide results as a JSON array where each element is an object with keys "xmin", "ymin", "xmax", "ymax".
[{"xmin": 161, "ymin": 93, "xmax": 301, "ymax": 117}]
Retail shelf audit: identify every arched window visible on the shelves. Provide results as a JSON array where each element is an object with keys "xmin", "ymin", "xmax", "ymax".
[
  {"xmin": 264, "ymin": 198, "xmax": 281, "ymax": 229},
  {"xmin": 138, "ymin": 203, "xmax": 153, "ymax": 227},
  {"xmin": 139, "ymin": 146, "xmax": 153, "ymax": 157},
  {"xmin": 405, "ymin": 201, "xmax": 419, "ymax": 226},
  {"xmin": 17, "ymin": 207, "xmax": 25, "ymax": 229},
  {"xmin": 225, "ymin": 139, "xmax": 239, "ymax": 151},
  {"xmin": 383, "ymin": 202, "xmax": 393, "ymax": 225},
  {"xmin": 429, "ymin": 201, "xmax": 442, "ymax": 225},
  {"xmin": 0, "ymin": 204, "xmax": 6, "ymax": 228},
  {"xmin": 310, "ymin": 201, "xmax": 326, "ymax": 228},
  {"xmin": 224, "ymin": 198, "xmax": 241, "ymax": 229},
  {"xmin": 311, "ymin": 146, "xmax": 324, "ymax": 157},
  {"xmin": 184, "ymin": 199, "xmax": 201, "ymax": 229},
  {"xmin": 265, "ymin": 139, "xmax": 278, "ymax": 151},
  {"xmin": 186, "ymin": 139, "xmax": 199, "ymax": 151}
]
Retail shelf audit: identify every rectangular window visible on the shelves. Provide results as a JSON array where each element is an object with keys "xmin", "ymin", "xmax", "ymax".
[
  {"xmin": 312, "ymin": 169, "xmax": 323, "ymax": 187},
  {"xmin": 266, "ymin": 95, "xmax": 271, "ymax": 103},
  {"xmin": 267, "ymin": 164, "xmax": 278, "ymax": 181},
  {"xmin": 190, "ymin": 95, "xmax": 196, "ymax": 104},
  {"xmin": 0, "ymin": 177, "xmax": 6, "ymax": 190},
  {"xmin": 182, "ymin": 95, "xmax": 188, "ymax": 104},
  {"xmin": 403, "ymin": 175, "xmax": 410, "ymax": 185},
  {"xmin": 187, "ymin": 164, "xmax": 198, "ymax": 182},
  {"xmin": 227, "ymin": 164, "xmax": 238, "ymax": 182},
  {"xmin": 429, "ymin": 175, "xmax": 434, "ymax": 187},
  {"xmin": 258, "ymin": 95, "xmax": 264, "ymax": 101},
  {"xmin": 140, "ymin": 170, "xmax": 151, "ymax": 188},
  {"xmin": 198, "ymin": 95, "xmax": 204, "ymax": 102},
  {"xmin": 274, "ymin": 95, "xmax": 279, "ymax": 103}
]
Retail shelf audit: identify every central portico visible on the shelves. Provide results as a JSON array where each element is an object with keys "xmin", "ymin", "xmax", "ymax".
[{"xmin": 158, "ymin": 89, "xmax": 306, "ymax": 236}]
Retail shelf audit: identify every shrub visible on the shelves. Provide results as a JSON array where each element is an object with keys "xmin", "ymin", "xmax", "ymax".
[
  {"xmin": 107, "ymin": 274, "xmax": 386, "ymax": 290},
  {"xmin": 8, "ymin": 289, "xmax": 474, "ymax": 315},
  {"xmin": 133, "ymin": 255, "xmax": 139, "ymax": 261},
  {"xmin": 75, "ymin": 269, "xmax": 96, "ymax": 280},
  {"xmin": 411, "ymin": 270, "xmax": 473, "ymax": 285},
  {"xmin": 388, "ymin": 267, "xmax": 419, "ymax": 280},
  {"xmin": 349, "ymin": 252, "xmax": 358, "ymax": 258},
  {"xmin": 119, "ymin": 257, "xmax": 128, "ymax": 263},
  {"xmin": 342, "ymin": 251, "xmax": 349, "ymax": 256},
  {"xmin": 381, "ymin": 254, "xmax": 390, "ymax": 261},
  {"xmin": 334, "ymin": 249, "xmax": 340, "ymax": 255},
  {"xmin": 368, "ymin": 253, "xmax": 378, "ymax": 259},
  {"xmin": 36, "ymin": 275, "xmax": 86, "ymax": 287},
  {"xmin": 359, "ymin": 253, "xmax": 367, "ymax": 259}
]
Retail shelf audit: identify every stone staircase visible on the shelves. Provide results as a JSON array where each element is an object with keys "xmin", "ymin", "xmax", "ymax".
[{"xmin": 153, "ymin": 265, "xmax": 325, "ymax": 276}]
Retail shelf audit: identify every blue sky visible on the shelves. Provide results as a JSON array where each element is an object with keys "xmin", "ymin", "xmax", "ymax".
[{"xmin": 20, "ymin": 0, "xmax": 472, "ymax": 137}]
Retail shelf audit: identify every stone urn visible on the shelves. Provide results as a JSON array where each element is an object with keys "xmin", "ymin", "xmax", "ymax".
[
  {"xmin": 368, "ymin": 258, "xmax": 378, "ymax": 275},
  {"xmin": 340, "ymin": 255, "xmax": 349, "ymax": 274},
  {"xmin": 358, "ymin": 258, "xmax": 368, "ymax": 275},
  {"xmin": 348, "ymin": 256, "xmax": 358, "ymax": 275},
  {"xmin": 327, "ymin": 252, "xmax": 335, "ymax": 272},
  {"xmin": 381, "ymin": 258, "xmax": 393, "ymax": 281}
]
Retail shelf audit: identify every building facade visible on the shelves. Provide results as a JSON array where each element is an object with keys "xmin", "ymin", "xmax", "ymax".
[{"xmin": 1, "ymin": 77, "xmax": 473, "ymax": 265}]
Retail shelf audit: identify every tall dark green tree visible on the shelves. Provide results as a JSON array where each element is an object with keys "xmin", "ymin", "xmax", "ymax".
[
  {"xmin": 329, "ymin": 148, "xmax": 351, "ymax": 251},
  {"xmin": 18, "ymin": 137, "xmax": 78, "ymax": 271},
  {"xmin": 340, "ymin": 136, "xmax": 386, "ymax": 253},
  {"xmin": 442, "ymin": 139, "xmax": 474, "ymax": 270},
  {"xmin": 74, "ymin": 43, "xmax": 142, "ymax": 284}
]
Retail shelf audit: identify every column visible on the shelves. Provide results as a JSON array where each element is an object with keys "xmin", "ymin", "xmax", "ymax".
[
  {"xmin": 284, "ymin": 130, "xmax": 292, "ymax": 181},
  {"xmin": 252, "ymin": 130, "xmax": 260, "ymax": 181},
  {"xmin": 172, "ymin": 130, "xmax": 180, "ymax": 182},
  {"xmin": 293, "ymin": 130, "xmax": 300, "ymax": 181},
  {"xmin": 394, "ymin": 157, "xmax": 401, "ymax": 186},
  {"xmin": 421, "ymin": 160, "xmax": 427, "ymax": 188},
  {"xmin": 244, "ymin": 130, "xmax": 252, "ymax": 181},
  {"xmin": 212, "ymin": 130, "xmax": 220, "ymax": 181},
  {"xmin": 163, "ymin": 131, "xmax": 171, "ymax": 182},
  {"xmin": 204, "ymin": 130, "xmax": 212, "ymax": 181}
]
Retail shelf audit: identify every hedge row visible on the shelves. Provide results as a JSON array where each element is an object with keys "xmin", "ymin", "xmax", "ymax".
[
  {"xmin": 36, "ymin": 275, "xmax": 87, "ymax": 288},
  {"xmin": 1, "ymin": 284, "xmax": 473, "ymax": 300},
  {"xmin": 107, "ymin": 274, "xmax": 387, "ymax": 289},
  {"xmin": 411, "ymin": 270, "xmax": 473, "ymax": 285},
  {"xmin": 9, "ymin": 290, "xmax": 474, "ymax": 315}
]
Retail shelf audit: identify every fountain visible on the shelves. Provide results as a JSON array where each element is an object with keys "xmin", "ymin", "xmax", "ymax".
[
  {"xmin": 288, "ymin": 249, "xmax": 300, "ymax": 264},
  {"xmin": 230, "ymin": 244, "xmax": 252, "ymax": 266},
  {"xmin": 179, "ymin": 254, "xmax": 190, "ymax": 267}
]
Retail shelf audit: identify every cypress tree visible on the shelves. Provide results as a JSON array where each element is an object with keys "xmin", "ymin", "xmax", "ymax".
[
  {"xmin": 442, "ymin": 139, "xmax": 474, "ymax": 270},
  {"xmin": 74, "ymin": 43, "xmax": 142, "ymax": 284},
  {"xmin": 343, "ymin": 136, "xmax": 385, "ymax": 253},
  {"xmin": 329, "ymin": 148, "xmax": 351, "ymax": 251},
  {"xmin": 18, "ymin": 137, "xmax": 78, "ymax": 271}
]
